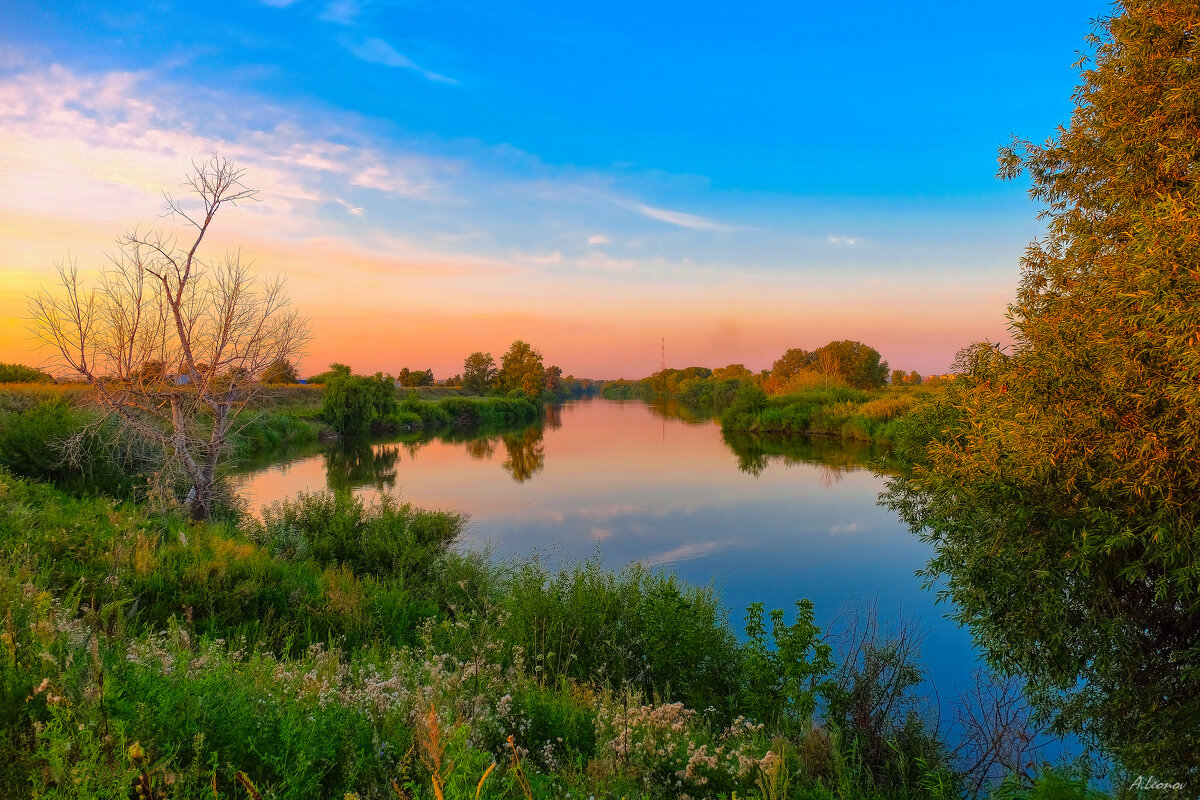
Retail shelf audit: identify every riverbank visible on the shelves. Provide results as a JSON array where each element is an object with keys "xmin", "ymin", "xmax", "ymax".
[
  {"xmin": 0, "ymin": 470, "xmax": 1100, "ymax": 799},
  {"xmin": 602, "ymin": 378, "xmax": 941, "ymax": 445},
  {"xmin": 719, "ymin": 384, "xmax": 934, "ymax": 442},
  {"xmin": 0, "ymin": 383, "xmax": 545, "ymax": 498}
]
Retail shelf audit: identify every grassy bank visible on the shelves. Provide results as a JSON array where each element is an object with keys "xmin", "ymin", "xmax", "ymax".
[
  {"xmin": 719, "ymin": 384, "xmax": 937, "ymax": 443},
  {"xmin": 601, "ymin": 374, "xmax": 943, "ymax": 446},
  {"xmin": 0, "ymin": 383, "xmax": 544, "ymax": 502},
  {"xmin": 0, "ymin": 470, "xmax": 1102, "ymax": 799}
]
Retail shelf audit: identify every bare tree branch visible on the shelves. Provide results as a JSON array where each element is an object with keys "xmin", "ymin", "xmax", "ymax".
[{"xmin": 28, "ymin": 155, "xmax": 309, "ymax": 520}]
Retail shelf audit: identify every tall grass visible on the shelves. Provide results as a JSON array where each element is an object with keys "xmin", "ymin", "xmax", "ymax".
[{"xmin": 0, "ymin": 470, "xmax": 1106, "ymax": 798}]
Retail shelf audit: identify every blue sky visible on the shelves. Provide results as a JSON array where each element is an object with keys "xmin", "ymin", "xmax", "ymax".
[{"xmin": 0, "ymin": 0, "xmax": 1111, "ymax": 376}]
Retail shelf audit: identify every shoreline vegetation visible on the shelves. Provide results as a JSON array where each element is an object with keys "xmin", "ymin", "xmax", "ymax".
[
  {"xmin": 0, "ymin": 374, "xmax": 1106, "ymax": 798},
  {"xmin": 601, "ymin": 345, "xmax": 947, "ymax": 446},
  {"xmin": 0, "ymin": 470, "xmax": 1099, "ymax": 800}
]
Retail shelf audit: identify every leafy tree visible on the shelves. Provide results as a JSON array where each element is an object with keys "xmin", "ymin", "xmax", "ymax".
[
  {"xmin": 305, "ymin": 363, "xmax": 351, "ymax": 385},
  {"xmin": 810, "ymin": 340, "xmax": 888, "ymax": 389},
  {"xmin": 496, "ymin": 340, "xmax": 545, "ymax": 397},
  {"xmin": 771, "ymin": 348, "xmax": 812, "ymax": 382},
  {"xmin": 261, "ymin": 359, "xmax": 300, "ymax": 384},
  {"xmin": 322, "ymin": 371, "xmax": 397, "ymax": 435},
  {"xmin": 397, "ymin": 368, "xmax": 433, "ymax": 387},
  {"xmin": 711, "ymin": 363, "xmax": 755, "ymax": 381},
  {"xmin": 0, "ymin": 363, "xmax": 52, "ymax": 383},
  {"xmin": 462, "ymin": 351, "xmax": 498, "ymax": 395},
  {"xmin": 907, "ymin": 370, "xmax": 921, "ymax": 385},
  {"xmin": 544, "ymin": 364, "xmax": 563, "ymax": 394},
  {"xmin": 891, "ymin": 369, "xmax": 907, "ymax": 385},
  {"xmin": 887, "ymin": 4, "xmax": 1200, "ymax": 785}
]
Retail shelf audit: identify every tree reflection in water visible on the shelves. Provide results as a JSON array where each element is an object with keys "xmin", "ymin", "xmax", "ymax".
[
  {"xmin": 324, "ymin": 439, "xmax": 401, "ymax": 493},
  {"xmin": 502, "ymin": 425, "xmax": 545, "ymax": 483},
  {"xmin": 463, "ymin": 437, "xmax": 498, "ymax": 460},
  {"xmin": 720, "ymin": 429, "xmax": 880, "ymax": 478}
]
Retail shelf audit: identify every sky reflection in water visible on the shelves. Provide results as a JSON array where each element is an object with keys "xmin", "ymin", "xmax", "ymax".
[{"xmin": 235, "ymin": 397, "xmax": 979, "ymax": 694}]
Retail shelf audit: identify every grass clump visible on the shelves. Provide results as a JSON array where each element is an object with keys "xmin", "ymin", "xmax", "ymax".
[{"xmin": 250, "ymin": 490, "xmax": 463, "ymax": 581}]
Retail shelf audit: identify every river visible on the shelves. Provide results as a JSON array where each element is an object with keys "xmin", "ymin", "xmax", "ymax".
[{"xmin": 233, "ymin": 396, "xmax": 979, "ymax": 698}]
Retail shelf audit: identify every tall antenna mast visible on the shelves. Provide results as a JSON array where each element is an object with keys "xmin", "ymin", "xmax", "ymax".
[{"xmin": 660, "ymin": 336, "xmax": 665, "ymax": 372}]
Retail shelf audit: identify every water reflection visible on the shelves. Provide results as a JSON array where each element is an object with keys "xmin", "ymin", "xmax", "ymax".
[
  {"xmin": 501, "ymin": 425, "xmax": 546, "ymax": 483},
  {"xmin": 233, "ymin": 398, "xmax": 977, "ymax": 700},
  {"xmin": 644, "ymin": 398, "xmax": 717, "ymax": 425},
  {"xmin": 720, "ymin": 430, "xmax": 882, "ymax": 477},
  {"xmin": 464, "ymin": 436, "xmax": 498, "ymax": 460},
  {"xmin": 324, "ymin": 440, "xmax": 401, "ymax": 493},
  {"xmin": 244, "ymin": 402, "xmax": 888, "ymax": 500}
]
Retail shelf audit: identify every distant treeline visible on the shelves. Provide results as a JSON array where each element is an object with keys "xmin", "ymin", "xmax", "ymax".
[
  {"xmin": 304, "ymin": 339, "xmax": 602, "ymax": 401},
  {"xmin": 601, "ymin": 340, "xmax": 953, "ymax": 443}
]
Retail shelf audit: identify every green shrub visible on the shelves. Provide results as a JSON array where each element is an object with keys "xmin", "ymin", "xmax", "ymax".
[
  {"xmin": 499, "ymin": 559, "xmax": 741, "ymax": 716},
  {"xmin": 322, "ymin": 372, "xmax": 398, "ymax": 434},
  {"xmin": 250, "ymin": 490, "xmax": 464, "ymax": 581},
  {"xmin": 0, "ymin": 363, "xmax": 53, "ymax": 383},
  {"xmin": 741, "ymin": 600, "xmax": 836, "ymax": 735},
  {"xmin": 0, "ymin": 399, "xmax": 153, "ymax": 495}
]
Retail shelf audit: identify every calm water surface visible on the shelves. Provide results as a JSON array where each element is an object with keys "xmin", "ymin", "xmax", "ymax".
[{"xmin": 234, "ymin": 397, "xmax": 979, "ymax": 694}]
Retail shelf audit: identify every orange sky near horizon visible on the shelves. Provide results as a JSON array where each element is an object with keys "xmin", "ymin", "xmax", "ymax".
[{"xmin": 0, "ymin": 65, "xmax": 1020, "ymax": 380}]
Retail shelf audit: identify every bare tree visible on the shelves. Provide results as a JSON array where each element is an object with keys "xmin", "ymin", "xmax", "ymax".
[
  {"xmin": 29, "ymin": 155, "xmax": 309, "ymax": 520},
  {"xmin": 814, "ymin": 348, "xmax": 841, "ymax": 390}
]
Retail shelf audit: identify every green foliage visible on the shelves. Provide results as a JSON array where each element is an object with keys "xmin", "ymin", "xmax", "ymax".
[
  {"xmin": 230, "ymin": 409, "xmax": 322, "ymax": 455},
  {"xmin": 496, "ymin": 340, "xmax": 546, "ymax": 397},
  {"xmin": 886, "ymin": 3, "xmax": 1200, "ymax": 788},
  {"xmin": 810, "ymin": 340, "xmax": 889, "ymax": 389},
  {"xmin": 462, "ymin": 351, "xmax": 499, "ymax": 395},
  {"xmin": 498, "ymin": 559, "xmax": 742, "ymax": 715},
  {"xmin": 260, "ymin": 358, "xmax": 300, "ymax": 384},
  {"xmin": 988, "ymin": 767, "xmax": 1111, "ymax": 800},
  {"xmin": 438, "ymin": 396, "xmax": 540, "ymax": 429},
  {"xmin": 398, "ymin": 367, "xmax": 435, "ymax": 387},
  {"xmin": 0, "ymin": 363, "xmax": 53, "ymax": 383},
  {"xmin": 0, "ymin": 467, "xmax": 1106, "ymax": 799},
  {"xmin": 741, "ymin": 600, "xmax": 836, "ymax": 735},
  {"xmin": 718, "ymin": 383, "xmax": 925, "ymax": 444},
  {"xmin": 0, "ymin": 398, "xmax": 154, "ymax": 496},
  {"xmin": 251, "ymin": 490, "xmax": 463, "ymax": 580},
  {"xmin": 771, "ymin": 348, "xmax": 812, "ymax": 383},
  {"xmin": 305, "ymin": 361, "xmax": 351, "ymax": 384},
  {"xmin": 322, "ymin": 371, "xmax": 398, "ymax": 434},
  {"xmin": 719, "ymin": 383, "xmax": 769, "ymax": 429}
]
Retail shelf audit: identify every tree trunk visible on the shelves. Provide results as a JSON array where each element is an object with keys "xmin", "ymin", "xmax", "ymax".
[{"xmin": 186, "ymin": 479, "xmax": 214, "ymax": 521}]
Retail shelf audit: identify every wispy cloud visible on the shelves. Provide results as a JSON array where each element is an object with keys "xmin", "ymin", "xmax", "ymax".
[
  {"xmin": 626, "ymin": 202, "xmax": 736, "ymax": 231},
  {"xmin": 347, "ymin": 38, "xmax": 457, "ymax": 84},
  {"xmin": 828, "ymin": 235, "xmax": 858, "ymax": 246},
  {"xmin": 318, "ymin": 0, "xmax": 360, "ymax": 25},
  {"xmin": 334, "ymin": 198, "xmax": 364, "ymax": 216},
  {"xmin": 587, "ymin": 234, "xmax": 610, "ymax": 245},
  {"xmin": 644, "ymin": 540, "xmax": 726, "ymax": 565}
]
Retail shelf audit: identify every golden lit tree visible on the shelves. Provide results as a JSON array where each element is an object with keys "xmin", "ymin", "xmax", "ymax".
[{"xmin": 888, "ymin": 2, "xmax": 1200, "ymax": 784}]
